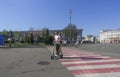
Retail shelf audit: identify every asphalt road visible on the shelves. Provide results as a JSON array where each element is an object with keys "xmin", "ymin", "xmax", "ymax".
[
  {"xmin": 1, "ymin": 44, "xmax": 119, "ymax": 77},
  {"xmin": 75, "ymin": 43, "xmax": 120, "ymax": 58},
  {"xmin": 0, "ymin": 48, "xmax": 74, "ymax": 77}
]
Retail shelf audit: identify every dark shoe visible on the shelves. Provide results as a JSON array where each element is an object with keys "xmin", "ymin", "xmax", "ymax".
[{"xmin": 60, "ymin": 55, "xmax": 63, "ymax": 59}]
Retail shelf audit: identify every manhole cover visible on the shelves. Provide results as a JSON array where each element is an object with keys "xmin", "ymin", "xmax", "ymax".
[{"xmin": 37, "ymin": 61, "xmax": 50, "ymax": 65}]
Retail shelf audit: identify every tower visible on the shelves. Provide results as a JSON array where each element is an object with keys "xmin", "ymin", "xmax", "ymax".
[{"xmin": 69, "ymin": 9, "xmax": 72, "ymax": 24}]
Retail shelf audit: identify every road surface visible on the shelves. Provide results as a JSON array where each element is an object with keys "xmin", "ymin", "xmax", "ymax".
[{"xmin": 0, "ymin": 48, "xmax": 73, "ymax": 77}]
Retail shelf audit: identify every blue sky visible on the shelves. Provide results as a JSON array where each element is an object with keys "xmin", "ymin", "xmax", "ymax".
[{"xmin": 0, "ymin": 0, "xmax": 120, "ymax": 36}]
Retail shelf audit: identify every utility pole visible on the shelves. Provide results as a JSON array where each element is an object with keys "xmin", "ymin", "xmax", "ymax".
[
  {"xmin": 69, "ymin": 9, "xmax": 72, "ymax": 46},
  {"xmin": 69, "ymin": 9, "xmax": 72, "ymax": 24}
]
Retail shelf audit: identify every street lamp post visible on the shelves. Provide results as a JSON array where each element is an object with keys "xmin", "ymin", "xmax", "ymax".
[
  {"xmin": 69, "ymin": 9, "xmax": 72, "ymax": 46},
  {"xmin": 8, "ymin": 31, "xmax": 12, "ymax": 47}
]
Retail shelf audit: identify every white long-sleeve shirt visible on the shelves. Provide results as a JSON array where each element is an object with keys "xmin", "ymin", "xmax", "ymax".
[{"xmin": 54, "ymin": 35, "xmax": 60, "ymax": 44}]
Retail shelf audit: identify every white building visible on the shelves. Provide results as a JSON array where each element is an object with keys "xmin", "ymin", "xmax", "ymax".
[
  {"xmin": 81, "ymin": 35, "xmax": 96, "ymax": 43},
  {"xmin": 100, "ymin": 29, "xmax": 120, "ymax": 43}
]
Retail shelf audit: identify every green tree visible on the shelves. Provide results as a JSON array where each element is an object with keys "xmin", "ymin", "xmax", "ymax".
[
  {"xmin": 30, "ymin": 33, "xmax": 34, "ymax": 44},
  {"xmin": 41, "ymin": 28, "xmax": 49, "ymax": 42},
  {"xmin": 44, "ymin": 35, "xmax": 54, "ymax": 45},
  {"xmin": 41, "ymin": 28, "xmax": 54, "ymax": 44},
  {"xmin": 24, "ymin": 35, "xmax": 30, "ymax": 43},
  {"xmin": 2, "ymin": 30, "xmax": 9, "ymax": 40},
  {"xmin": 45, "ymin": 28, "xmax": 49, "ymax": 36},
  {"xmin": 41, "ymin": 28, "xmax": 46, "ymax": 40},
  {"xmin": 14, "ymin": 31, "xmax": 21, "ymax": 42}
]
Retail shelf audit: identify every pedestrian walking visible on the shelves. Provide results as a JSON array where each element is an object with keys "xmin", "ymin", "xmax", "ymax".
[
  {"xmin": 53, "ymin": 32, "xmax": 61, "ymax": 58},
  {"xmin": 59, "ymin": 32, "xmax": 63, "ymax": 58}
]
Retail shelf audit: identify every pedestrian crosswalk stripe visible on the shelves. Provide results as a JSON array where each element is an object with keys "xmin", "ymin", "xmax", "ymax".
[
  {"xmin": 75, "ymin": 72, "xmax": 120, "ymax": 77},
  {"xmin": 61, "ymin": 59, "xmax": 120, "ymax": 65},
  {"xmin": 64, "ymin": 61, "xmax": 120, "ymax": 67},
  {"xmin": 59, "ymin": 58, "xmax": 113, "ymax": 62},
  {"xmin": 67, "ymin": 64, "xmax": 120, "ymax": 70},
  {"xmin": 72, "ymin": 67, "xmax": 120, "ymax": 75}
]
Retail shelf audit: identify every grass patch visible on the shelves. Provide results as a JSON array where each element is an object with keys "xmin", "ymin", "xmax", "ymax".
[{"xmin": 5, "ymin": 43, "xmax": 46, "ymax": 48}]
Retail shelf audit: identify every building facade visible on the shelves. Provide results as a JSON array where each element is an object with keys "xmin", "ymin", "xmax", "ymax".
[
  {"xmin": 81, "ymin": 34, "xmax": 96, "ymax": 43},
  {"xmin": 100, "ymin": 29, "xmax": 120, "ymax": 43},
  {"xmin": 76, "ymin": 29, "xmax": 83, "ymax": 41},
  {"xmin": 49, "ymin": 29, "xmax": 83, "ymax": 42}
]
